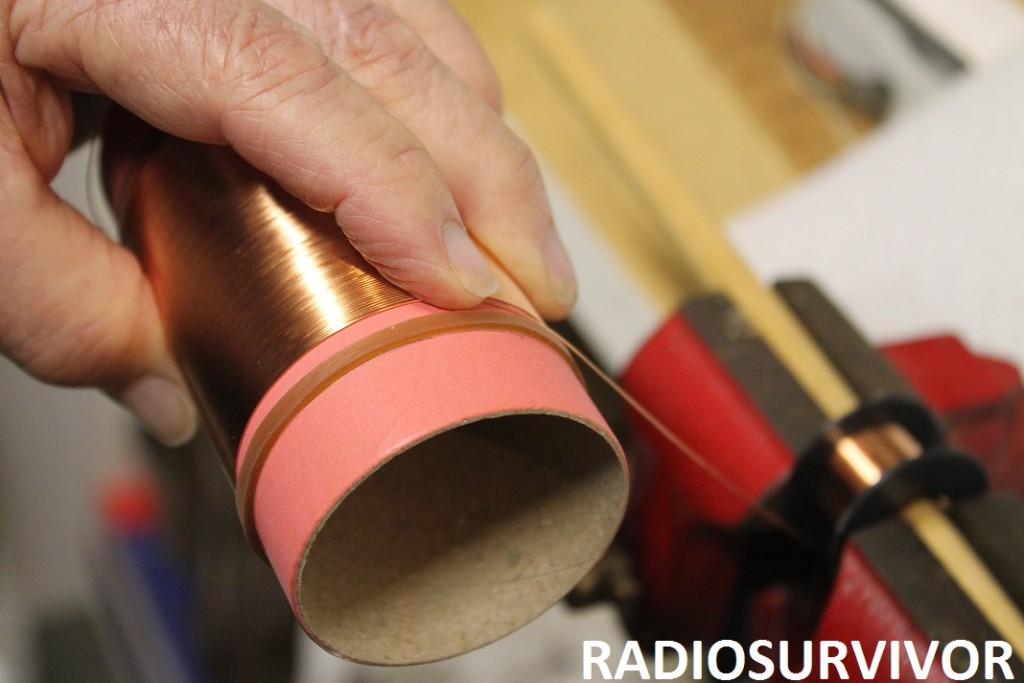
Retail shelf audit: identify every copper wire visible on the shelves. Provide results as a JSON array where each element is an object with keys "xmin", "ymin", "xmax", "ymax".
[
  {"xmin": 110, "ymin": 133, "xmax": 414, "ymax": 469},
  {"xmin": 830, "ymin": 422, "xmax": 921, "ymax": 493},
  {"xmin": 815, "ymin": 421, "xmax": 922, "ymax": 521}
]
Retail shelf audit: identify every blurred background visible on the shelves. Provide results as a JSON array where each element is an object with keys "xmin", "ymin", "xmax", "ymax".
[{"xmin": 4, "ymin": 0, "xmax": 1024, "ymax": 680}]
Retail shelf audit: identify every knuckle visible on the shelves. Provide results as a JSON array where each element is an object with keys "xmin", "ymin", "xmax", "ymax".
[
  {"xmin": 476, "ymin": 67, "xmax": 503, "ymax": 111},
  {"xmin": 219, "ymin": 5, "xmax": 289, "ymax": 71},
  {"xmin": 346, "ymin": 127, "xmax": 437, "ymax": 200},
  {"xmin": 23, "ymin": 294, "xmax": 142, "ymax": 388},
  {"xmin": 8, "ymin": 0, "xmax": 87, "ymax": 61},
  {"xmin": 504, "ymin": 135, "xmax": 545, "ymax": 201},
  {"xmin": 1, "ymin": 239, "xmax": 147, "ymax": 388},
  {"xmin": 213, "ymin": 5, "xmax": 333, "ymax": 112},
  {"xmin": 333, "ymin": 0, "xmax": 432, "ymax": 84},
  {"xmin": 380, "ymin": 138, "xmax": 434, "ymax": 179},
  {"xmin": 5, "ymin": 312, "xmax": 91, "ymax": 386}
]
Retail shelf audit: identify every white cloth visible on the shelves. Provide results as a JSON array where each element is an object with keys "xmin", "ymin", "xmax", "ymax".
[{"xmin": 729, "ymin": 44, "xmax": 1024, "ymax": 367}]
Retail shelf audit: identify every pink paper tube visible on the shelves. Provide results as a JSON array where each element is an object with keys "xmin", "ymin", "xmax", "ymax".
[{"xmin": 101, "ymin": 119, "xmax": 628, "ymax": 665}]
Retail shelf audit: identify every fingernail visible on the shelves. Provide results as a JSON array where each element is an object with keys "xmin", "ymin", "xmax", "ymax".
[
  {"xmin": 442, "ymin": 220, "xmax": 499, "ymax": 298},
  {"xmin": 543, "ymin": 230, "xmax": 578, "ymax": 309},
  {"xmin": 121, "ymin": 376, "xmax": 198, "ymax": 448}
]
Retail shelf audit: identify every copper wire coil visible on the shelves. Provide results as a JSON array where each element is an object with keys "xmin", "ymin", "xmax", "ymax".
[
  {"xmin": 106, "ymin": 128, "xmax": 415, "ymax": 469},
  {"xmin": 102, "ymin": 117, "xmax": 630, "ymax": 665}
]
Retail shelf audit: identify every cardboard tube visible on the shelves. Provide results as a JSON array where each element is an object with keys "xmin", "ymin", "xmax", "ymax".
[
  {"xmin": 99, "ymin": 118, "xmax": 628, "ymax": 664},
  {"xmin": 244, "ymin": 301, "xmax": 625, "ymax": 663}
]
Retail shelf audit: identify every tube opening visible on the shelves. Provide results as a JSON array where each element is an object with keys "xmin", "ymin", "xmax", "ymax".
[{"xmin": 295, "ymin": 413, "xmax": 626, "ymax": 665}]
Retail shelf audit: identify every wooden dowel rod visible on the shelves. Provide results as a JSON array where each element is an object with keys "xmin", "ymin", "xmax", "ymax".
[
  {"xmin": 528, "ymin": 1, "xmax": 1024, "ymax": 654},
  {"xmin": 530, "ymin": 4, "xmax": 856, "ymax": 420}
]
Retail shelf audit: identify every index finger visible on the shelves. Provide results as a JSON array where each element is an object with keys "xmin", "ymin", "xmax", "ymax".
[{"xmin": 8, "ymin": 0, "xmax": 499, "ymax": 305}]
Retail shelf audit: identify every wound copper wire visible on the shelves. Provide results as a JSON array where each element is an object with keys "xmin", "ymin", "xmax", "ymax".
[
  {"xmin": 106, "ymin": 122, "xmax": 812, "ymax": 548},
  {"xmin": 814, "ymin": 421, "xmax": 922, "ymax": 524},
  {"xmin": 107, "ymin": 131, "xmax": 414, "ymax": 469}
]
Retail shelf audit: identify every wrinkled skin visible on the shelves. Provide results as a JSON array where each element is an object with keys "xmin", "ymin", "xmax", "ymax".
[{"xmin": 0, "ymin": 0, "xmax": 576, "ymax": 445}]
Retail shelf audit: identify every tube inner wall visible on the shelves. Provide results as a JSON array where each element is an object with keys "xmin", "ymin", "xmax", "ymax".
[{"xmin": 296, "ymin": 414, "xmax": 626, "ymax": 664}]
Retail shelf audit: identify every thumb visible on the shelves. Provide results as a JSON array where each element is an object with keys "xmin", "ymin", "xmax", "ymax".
[{"xmin": 0, "ymin": 149, "xmax": 197, "ymax": 446}]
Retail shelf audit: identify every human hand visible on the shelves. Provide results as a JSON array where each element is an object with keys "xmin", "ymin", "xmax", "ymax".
[{"xmin": 0, "ymin": 0, "xmax": 576, "ymax": 445}]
